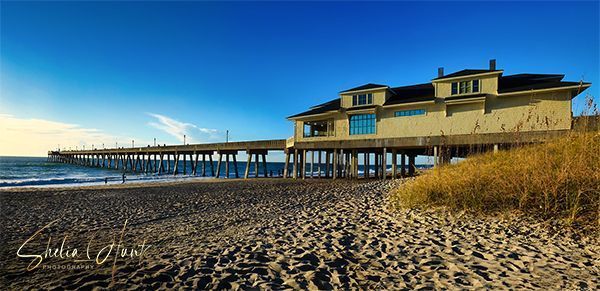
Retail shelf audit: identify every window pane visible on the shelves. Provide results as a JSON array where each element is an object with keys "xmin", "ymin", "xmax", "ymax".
[
  {"xmin": 349, "ymin": 114, "xmax": 375, "ymax": 135},
  {"xmin": 451, "ymin": 82, "xmax": 458, "ymax": 95},
  {"xmin": 394, "ymin": 109, "xmax": 426, "ymax": 117},
  {"xmin": 473, "ymin": 79, "xmax": 479, "ymax": 92}
]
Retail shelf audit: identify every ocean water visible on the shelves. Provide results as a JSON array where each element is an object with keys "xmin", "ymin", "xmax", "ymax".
[
  {"xmin": 0, "ymin": 156, "xmax": 430, "ymax": 188},
  {"xmin": 0, "ymin": 156, "xmax": 288, "ymax": 188}
]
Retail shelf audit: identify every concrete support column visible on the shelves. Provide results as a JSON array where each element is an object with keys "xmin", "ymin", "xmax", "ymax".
[
  {"xmin": 173, "ymin": 153, "xmax": 179, "ymax": 176},
  {"xmin": 293, "ymin": 149, "xmax": 298, "ymax": 179},
  {"xmin": 262, "ymin": 153, "xmax": 267, "ymax": 177},
  {"xmin": 382, "ymin": 147, "xmax": 387, "ymax": 180},
  {"xmin": 408, "ymin": 154, "xmax": 416, "ymax": 176},
  {"xmin": 167, "ymin": 154, "xmax": 171, "ymax": 173},
  {"xmin": 245, "ymin": 152, "xmax": 252, "ymax": 179},
  {"xmin": 302, "ymin": 149, "xmax": 307, "ymax": 179},
  {"xmin": 400, "ymin": 153, "xmax": 406, "ymax": 177},
  {"xmin": 310, "ymin": 151, "xmax": 314, "ymax": 178},
  {"xmin": 215, "ymin": 153, "xmax": 222, "ymax": 178},
  {"xmin": 225, "ymin": 153, "xmax": 229, "ymax": 179},
  {"xmin": 392, "ymin": 149, "xmax": 397, "ymax": 179},
  {"xmin": 353, "ymin": 150, "xmax": 359, "ymax": 179},
  {"xmin": 332, "ymin": 150, "xmax": 338, "ymax": 180},
  {"xmin": 283, "ymin": 151, "xmax": 290, "ymax": 178},
  {"xmin": 364, "ymin": 151, "xmax": 370, "ymax": 179},
  {"xmin": 318, "ymin": 151, "xmax": 322, "ymax": 178},
  {"xmin": 209, "ymin": 154, "xmax": 215, "ymax": 176},
  {"xmin": 234, "ymin": 154, "xmax": 240, "ymax": 178},
  {"xmin": 324, "ymin": 151, "xmax": 330, "ymax": 178},
  {"xmin": 374, "ymin": 152, "xmax": 379, "ymax": 179}
]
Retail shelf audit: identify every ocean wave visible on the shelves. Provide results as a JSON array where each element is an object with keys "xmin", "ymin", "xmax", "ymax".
[{"xmin": 0, "ymin": 174, "xmax": 215, "ymax": 188}]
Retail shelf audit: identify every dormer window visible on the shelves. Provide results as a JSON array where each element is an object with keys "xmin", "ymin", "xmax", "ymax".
[
  {"xmin": 451, "ymin": 79, "xmax": 480, "ymax": 95},
  {"xmin": 352, "ymin": 93, "xmax": 373, "ymax": 106}
]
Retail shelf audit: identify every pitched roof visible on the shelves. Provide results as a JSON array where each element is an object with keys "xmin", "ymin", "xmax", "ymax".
[
  {"xmin": 339, "ymin": 83, "xmax": 388, "ymax": 93},
  {"xmin": 290, "ymin": 71, "xmax": 591, "ymax": 118},
  {"xmin": 287, "ymin": 98, "xmax": 340, "ymax": 119},
  {"xmin": 433, "ymin": 69, "xmax": 502, "ymax": 80},
  {"xmin": 497, "ymin": 73, "xmax": 590, "ymax": 94},
  {"xmin": 499, "ymin": 81, "xmax": 590, "ymax": 94},
  {"xmin": 383, "ymin": 83, "xmax": 435, "ymax": 106}
]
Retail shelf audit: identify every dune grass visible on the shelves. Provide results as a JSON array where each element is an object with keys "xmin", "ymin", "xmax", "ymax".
[{"xmin": 390, "ymin": 127, "xmax": 600, "ymax": 231}]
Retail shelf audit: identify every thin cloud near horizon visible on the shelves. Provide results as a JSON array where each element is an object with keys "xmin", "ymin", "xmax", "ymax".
[
  {"xmin": 0, "ymin": 114, "xmax": 144, "ymax": 157},
  {"xmin": 146, "ymin": 113, "xmax": 219, "ymax": 144}
]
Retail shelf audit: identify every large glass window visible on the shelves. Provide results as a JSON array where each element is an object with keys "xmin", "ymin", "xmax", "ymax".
[
  {"xmin": 303, "ymin": 120, "xmax": 332, "ymax": 137},
  {"xmin": 352, "ymin": 93, "xmax": 373, "ymax": 106},
  {"xmin": 451, "ymin": 79, "xmax": 480, "ymax": 95},
  {"xmin": 394, "ymin": 109, "xmax": 426, "ymax": 117},
  {"xmin": 349, "ymin": 114, "xmax": 376, "ymax": 135}
]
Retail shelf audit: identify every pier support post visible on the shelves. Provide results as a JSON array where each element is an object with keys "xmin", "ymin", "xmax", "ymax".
[
  {"xmin": 262, "ymin": 153, "xmax": 267, "ymax": 178},
  {"xmin": 493, "ymin": 144, "xmax": 499, "ymax": 154},
  {"xmin": 284, "ymin": 150, "xmax": 290, "ymax": 178},
  {"xmin": 332, "ymin": 150, "xmax": 338, "ymax": 180},
  {"xmin": 216, "ymin": 153, "xmax": 222, "ymax": 178},
  {"xmin": 192, "ymin": 152, "xmax": 199, "ymax": 175},
  {"xmin": 153, "ymin": 154, "xmax": 157, "ymax": 173},
  {"xmin": 167, "ymin": 154, "xmax": 171, "ymax": 173},
  {"xmin": 209, "ymin": 154, "xmax": 215, "ymax": 176},
  {"xmin": 374, "ymin": 151, "xmax": 379, "ymax": 179},
  {"xmin": 173, "ymin": 153, "xmax": 180, "ymax": 176},
  {"xmin": 301, "ymin": 149, "xmax": 307, "ymax": 179},
  {"xmin": 351, "ymin": 150, "xmax": 358, "ymax": 179},
  {"xmin": 233, "ymin": 153, "xmax": 239, "ymax": 178},
  {"xmin": 433, "ymin": 146, "xmax": 439, "ymax": 167},
  {"xmin": 183, "ymin": 153, "xmax": 187, "ymax": 175},
  {"xmin": 382, "ymin": 148, "xmax": 387, "ymax": 180},
  {"xmin": 254, "ymin": 153, "xmax": 259, "ymax": 178},
  {"xmin": 244, "ymin": 152, "xmax": 252, "ymax": 179},
  {"xmin": 310, "ymin": 151, "xmax": 314, "ymax": 178},
  {"xmin": 318, "ymin": 151, "xmax": 322, "ymax": 178},
  {"xmin": 293, "ymin": 149, "xmax": 298, "ymax": 179},
  {"xmin": 325, "ymin": 150, "xmax": 330, "ymax": 178},
  {"xmin": 158, "ymin": 153, "xmax": 164, "ymax": 174},
  {"xmin": 401, "ymin": 153, "xmax": 406, "ymax": 177},
  {"xmin": 365, "ymin": 151, "xmax": 370, "ymax": 179},
  {"xmin": 202, "ymin": 154, "xmax": 206, "ymax": 177},
  {"xmin": 225, "ymin": 153, "xmax": 230, "ymax": 178},
  {"xmin": 392, "ymin": 149, "xmax": 397, "ymax": 179},
  {"xmin": 128, "ymin": 154, "xmax": 134, "ymax": 171},
  {"xmin": 408, "ymin": 154, "xmax": 416, "ymax": 176}
]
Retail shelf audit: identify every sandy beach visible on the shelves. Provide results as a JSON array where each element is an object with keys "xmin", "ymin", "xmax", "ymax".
[{"xmin": 1, "ymin": 179, "xmax": 598, "ymax": 289}]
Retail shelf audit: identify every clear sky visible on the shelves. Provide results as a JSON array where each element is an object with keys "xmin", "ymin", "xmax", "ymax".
[{"xmin": 1, "ymin": 1, "xmax": 598, "ymax": 157}]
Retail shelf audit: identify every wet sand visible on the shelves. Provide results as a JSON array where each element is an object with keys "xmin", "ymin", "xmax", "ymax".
[{"xmin": 0, "ymin": 179, "xmax": 598, "ymax": 289}]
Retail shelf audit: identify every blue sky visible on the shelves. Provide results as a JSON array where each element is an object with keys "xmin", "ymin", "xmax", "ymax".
[{"xmin": 1, "ymin": 1, "xmax": 598, "ymax": 156}]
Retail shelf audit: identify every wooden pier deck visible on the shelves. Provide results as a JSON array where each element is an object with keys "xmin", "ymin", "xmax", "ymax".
[{"xmin": 48, "ymin": 139, "xmax": 287, "ymax": 179}]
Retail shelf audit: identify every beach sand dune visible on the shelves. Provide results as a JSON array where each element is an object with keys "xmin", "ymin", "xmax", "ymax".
[{"xmin": 0, "ymin": 179, "xmax": 597, "ymax": 289}]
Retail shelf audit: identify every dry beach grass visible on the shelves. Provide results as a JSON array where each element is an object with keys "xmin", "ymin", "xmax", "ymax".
[
  {"xmin": 391, "ymin": 129, "xmax": 600, "ymax": 233},
  {"xmin": 1, "ymin": 179, "xmax": 598, "ymax": 289}
]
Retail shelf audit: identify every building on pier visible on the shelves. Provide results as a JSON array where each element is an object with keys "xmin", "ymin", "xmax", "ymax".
[{"xmin": 285, "ymin": 60, "xmax": 591, "ymax": 178}]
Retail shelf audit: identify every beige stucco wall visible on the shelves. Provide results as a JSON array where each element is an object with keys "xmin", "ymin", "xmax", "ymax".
[{"xmin": 294, "ymin": 89, "xmax": 573, "ymax": 142}]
